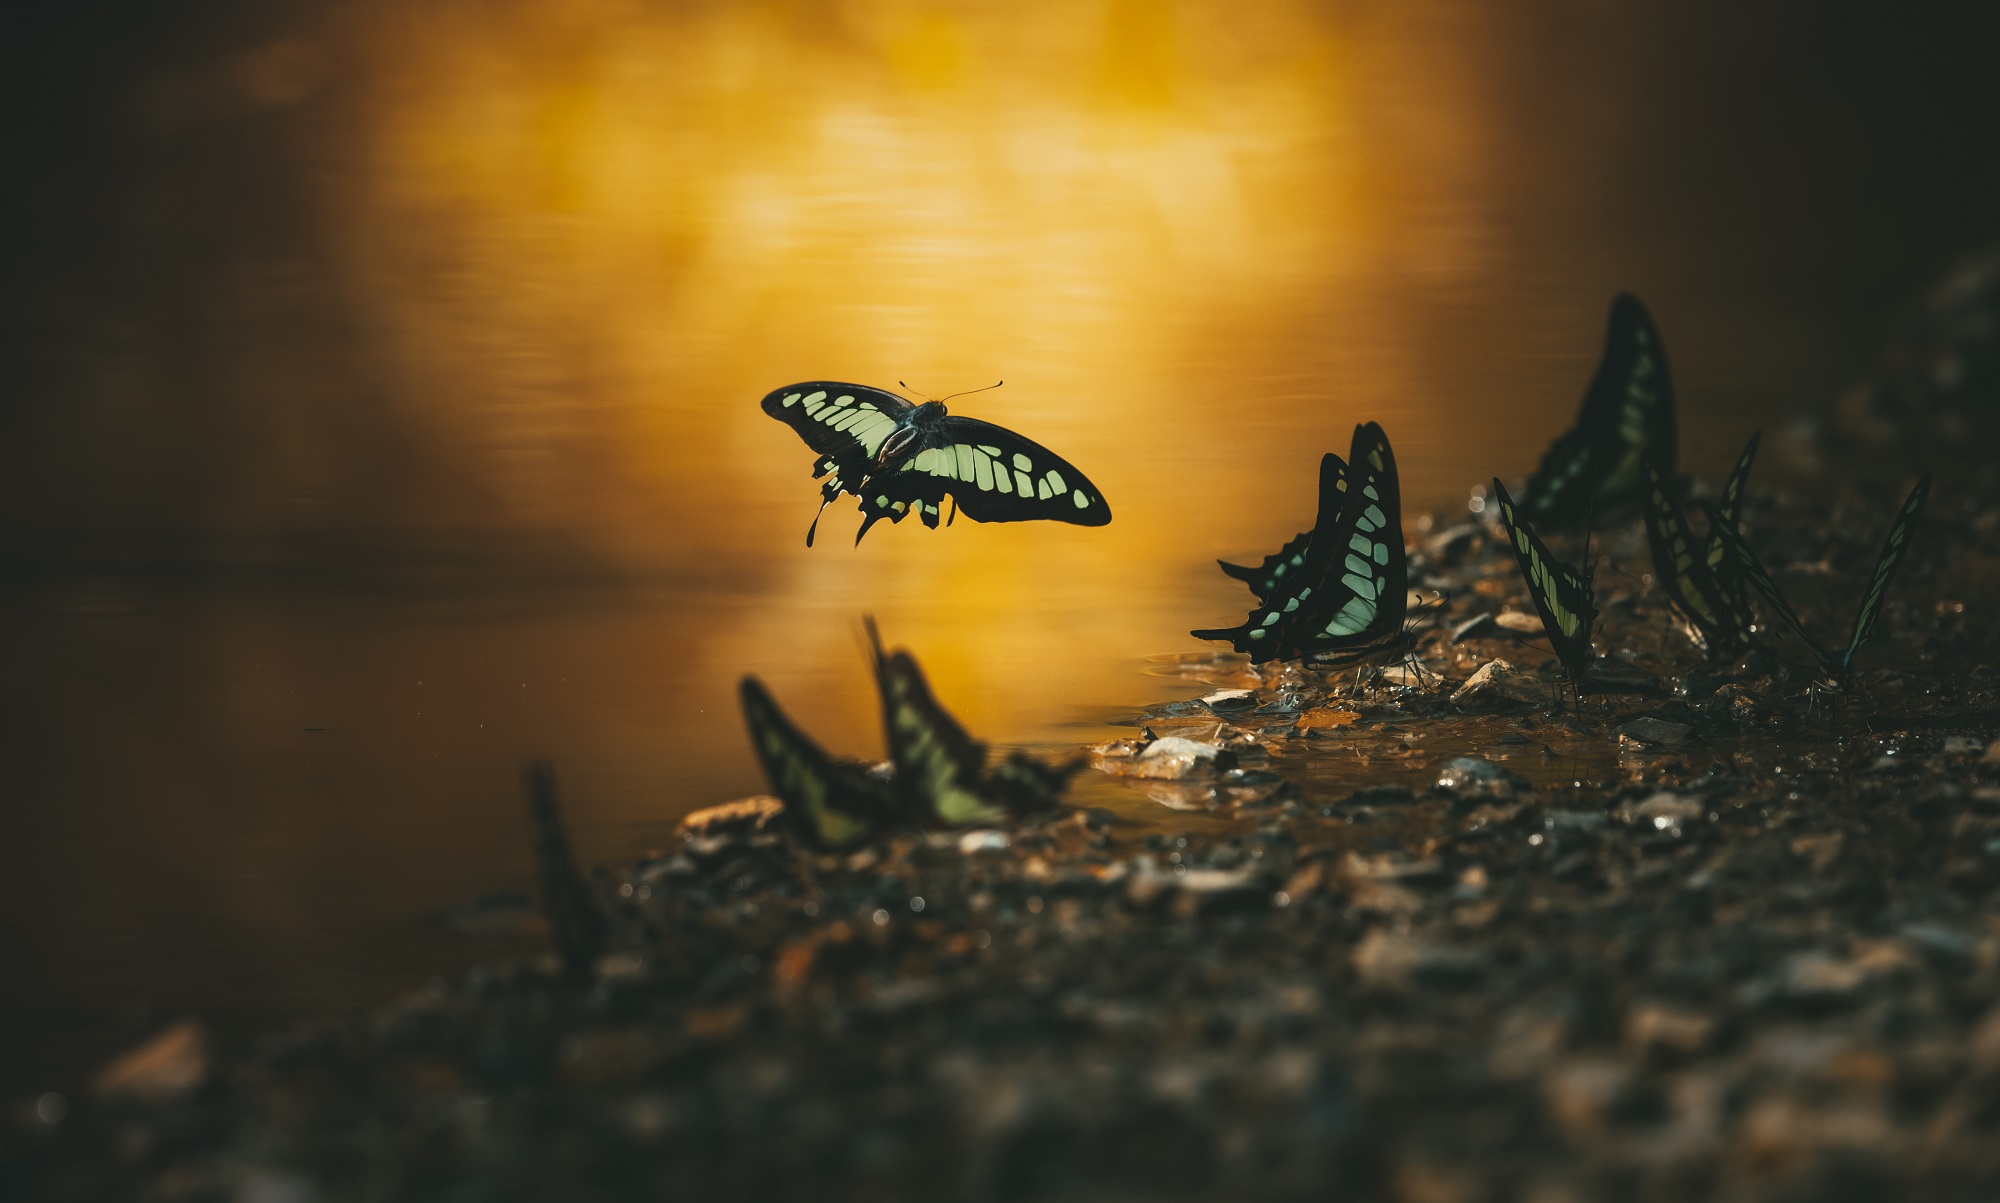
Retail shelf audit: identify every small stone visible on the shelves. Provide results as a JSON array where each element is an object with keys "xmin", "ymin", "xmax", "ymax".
[
  {"xmin": 1615, "ymin": 717, "xmax": 1690, "ymax": 747},
  {"xmin": 1434, "ymin": 756, "xmax": 1526, "ymax": 795},
  {"xmin": 1623, "ymin": 791, "xmax": 1704, "ymax": 829},
  {"xmin": 1128, "ymin": 737, "xmax": 1231, "ymax": 779},
  {"xmin": 1450, "ymin": 660, "xmax": 1546, "ymax": 708},
  {"xmin": 957, "ymin": 830, "xmax": 1010, "ymax": 854},
  {"xmin": 1352, "ymin": 930, "xmax": 1488, "ymax": 988},
  {"xmin": 1941, "ymin": 735, "xmax": 1982, "ymax": 756},
  {"xmin": 678, "ymin": 795, "xmax": 787, "ymax": 840},
  {"xmin": 1493, "ymin": 610, "xmax": 1545, "ymax": 635},
  {"xmin": 1980, "ymin": 737, "xmax": 2000, "ymax": 767},
  {"xmin": 1626, "ymin": 1003, "xmax": 1714, "ymax": 1055},
  {"xmin": 1200, "ymin": 689, "xmax": 1258, "ymax": 713},
  {"xmin": 94, "ymin": 1021, "xmax": 209, "ymax": 1102}
]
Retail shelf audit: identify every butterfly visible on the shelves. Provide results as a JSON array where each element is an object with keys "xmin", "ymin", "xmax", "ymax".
[
  {"xmin": 1520, "ymin": 293, "xmax": 1677, "ymax": 525},
  {"xmin": 1641, "ymin": 454, "xmax": 1754, "ymax": 656},
  {"xmin": 1491, "ymin": 477, "xmax": 1598, "ymax": 689},
  {"xmin": 866, "ymin": 619, "xmax": 1077, "ymax": 825},
  {"xmin": 737, "ymin": 676, "xmax": 895, "ymax": 849},
  {"xmin": 1702, "ymin": 430, "xmax": 1762, "ymax": 639},
  {"xmin": 761, "ymin": 382, "xmax": 1112, "ymax": 545},
  {"xmin": 1216, "ymin": 452, "xmax": 1346, "ymax": 601},
  {"xmin": 1194, "ymin": 423, "xmax": 1414, "ymax": 668},
  {"xmin": 1707, "ymin": 473, "xmax": 1931, "ymax": 689}
]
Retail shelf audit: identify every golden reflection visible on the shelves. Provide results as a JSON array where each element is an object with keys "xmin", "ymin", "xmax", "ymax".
[{"xmin": 301, "ymin": 0, "xmax": 1545, "ymax": 750}]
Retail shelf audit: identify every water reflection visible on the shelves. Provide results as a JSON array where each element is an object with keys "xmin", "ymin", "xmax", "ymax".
[{"xmin": 4, "ymin": 0, "xmax": 2000, "ymax": 1093}]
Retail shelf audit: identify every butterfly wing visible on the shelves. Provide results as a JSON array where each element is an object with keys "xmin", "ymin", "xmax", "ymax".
[
  {"xmin": 1285, "ymin": 423, "xmax": 1409, "ymax": 663},
  {"xmin": 1702, "ymin": 430, "xmax": 1762, "ymax": 637},
  {"xmin": 1217, "ymin": 455, "xmax": 1347, "ymax": 601},
  {"xmin": 1641, "ymin": 457, "xmax": 1736, "ymax": 653},
  {"xmin": 1705, "ymin": 512, "xmax": 1837, "ymax": 674},
  {"xmin": 1522, "ymin": 293, "xmax": 1675, "ymax": 524},
  {"xmin": 762, "ymin": 382, "xmax": 920, "ymax": 545},
  {"xmin": 1836, "ymin": 473, "xmax": 1931, "ymax": 676},
  {"xmin": 1492, "ymin": 478, "xmax": 1597, "ymax": 677},
  {"xmin": 867, "ymin": 622, "xmax": 1007, "ymax": 826},
  {"xmin": 738, "ymin": 676, "xmax": 888, "ymax": 850},
  {"xmin": 1191, "ymin": 450, "xmax": 1350, "ymax": 662},
  {"xmin": 850, "ymin": 416, "xmax": 1112, "ymax": 544}
]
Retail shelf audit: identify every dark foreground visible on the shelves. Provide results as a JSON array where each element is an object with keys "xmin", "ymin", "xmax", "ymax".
[{"xmin": 11, "ymin": 258, "xmax": 2000, "ymax": 1202}]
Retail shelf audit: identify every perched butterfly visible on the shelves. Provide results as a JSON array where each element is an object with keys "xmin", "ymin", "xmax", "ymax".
[
  {"xmin": 1707, "ymin": 474, "xmax": 1931, "ymax": 689},
  {"xmin": 738, "ymin": 676, "xmax": 894, "ymax": 849},
  {"xmin": 1194, "ymin": 423, "xmax": 1415, "ymax": 668},
  {"xmin": 761, "ymin": 381, "xmax": 1112, "ymax": 545},
  {"xmin": 1520, "ymin": 293, "xmax": 1677, "ymax": 525},
  {"xmin": 1641, "ymin": 456, "xmax": 1752, "ymax": 656},
  {"xmin": 1491, "ymin": 477, "xmax": 1598, "ymax": 687},
  {"xmin": 1702, "ymin": 430, "xmax": 1762, "ymax": 638},
  {"xmin": 1217, "ymin": 452, "xmax": 1346, "ymax": 601},
  {"xmin": 866, "ymin": 619, "xmax": 1076, "ymax": 825}
]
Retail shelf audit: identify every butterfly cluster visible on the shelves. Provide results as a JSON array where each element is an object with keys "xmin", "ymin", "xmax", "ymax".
[
  {"xmin": 744, "ymin": 289, "xmax": 1936, "ymax": 855},
  {"xmin": 739, "ymin": 621, "xmax": 1079, "ymax": 849}
]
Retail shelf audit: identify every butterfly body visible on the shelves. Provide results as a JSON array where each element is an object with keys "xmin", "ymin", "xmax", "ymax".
[{"xmin": 761, "ymin": 382, "xmax": 1112, "ymax": 545}]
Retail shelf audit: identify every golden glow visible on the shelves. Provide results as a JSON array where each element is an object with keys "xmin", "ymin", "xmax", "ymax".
[{"xmin": 262, "ymin": 2, "xmax": 1585, "ymax": 761}]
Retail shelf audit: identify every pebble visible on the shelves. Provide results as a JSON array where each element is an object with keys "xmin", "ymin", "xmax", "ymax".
[{"xmin": 1449, "ymin": 659, "xmax": 1546, "ymax": 708}]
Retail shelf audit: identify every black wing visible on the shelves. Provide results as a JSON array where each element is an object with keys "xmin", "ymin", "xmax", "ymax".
[
  {"xmin": 738, "ymin": 676, "xmax": 890, "ymax": 850},
  {"xmin": 852, "ymin": 416, "xmax": 1112, "ymax": 544},
  {"xmin": 1706, "ymin": 513, "xmax": 1836, "ymax": 675},
  {"xmin": 1641, "ymin": 457, "xmax": 1739, "ymax": 654},
  {"xmin": 1191, "ymin": 449, "xmax": 1350, "ymax": 663},
  {"xmin": 1218, "ymin": 454, "xmax": 1346, "ymax": 601},
  {"xmin": 1492, "ymin": 478, "xmax": 1597, "ymax": 677},
  {"xmin": 1703, "ymin": 430, "xmax": 1762, "ymax": 638},
  {"xmin": 1285, "ymin": 423, "xmax": 1409, "ymax": 663},
  {"xmin": 866, "ymin": 620, "xmax": 1006, "ymax": 826},
  {"xmin": 1834, "ymin": 473, "xmax": 1931, "ymax": 677},
  {"xmin": 1522, "ymin": 293, "xmax": 1675, "ymax": 524},
  {"xmin": 762, "ymin": 382, "xmax": 919, "ymax": 545}
]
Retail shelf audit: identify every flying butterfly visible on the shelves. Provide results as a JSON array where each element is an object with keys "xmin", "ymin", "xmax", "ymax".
[
  {"xmin": 1491, "ymin": 477, "xmax": 1599, "ymax": 691},
  {"xmin": 1519, "ymin": 293, "xmax": 1677, "ymax": 525},
  {"xmin": 1641, "ymin": 456, "xmax": 1751, "ymax": 656},
  {"xmin": 738, "ymin": 676, "xmax": 895, "ymax": 850},
  {"xmin": 1194, "ymin": 423, "xmax": 1416, "ymax": 669},
  {"xmin": 1216, "ymin": 452, "xmax": 1346, "ymax": 602},
  {"xmin": 1707, "ymin": 474, "xmax": 1931, "ymax": 689},
  {"xmin": 866, "ymin": 619, "xmax": 1076, "ymax": 826},
  {"xmin": 760, "ymin": 381, "xmax": 1112, "ymax": 546}
]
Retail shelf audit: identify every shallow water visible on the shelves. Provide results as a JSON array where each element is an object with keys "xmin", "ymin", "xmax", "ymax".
[{"xmin": 4, "ymin": 0, "xmax": 2000, "ymax": 1095}]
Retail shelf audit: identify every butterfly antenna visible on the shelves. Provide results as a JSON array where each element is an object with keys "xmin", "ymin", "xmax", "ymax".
[{"xmin": 898, "ymin": 380, "xmax": 1005, "ymax": 405}]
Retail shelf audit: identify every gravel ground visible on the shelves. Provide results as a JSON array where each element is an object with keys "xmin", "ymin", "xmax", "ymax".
[{"xmin": 9, "ymin": 256, "xmax": 2000, "ymax": 1202}]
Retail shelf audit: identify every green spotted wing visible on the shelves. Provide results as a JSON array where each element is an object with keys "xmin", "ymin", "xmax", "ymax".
[
  {"xmin": 1641, "ymin": 456, "xmax": 1742, "ymax": 654},
  {"xmin": 1492, "ymin": 477, "xmax": 1597, "ymax": 678},
  {"xmin": 1191, "ymin": 423, "xmax": 1408, "ymax": 666},
  {"xmin": 852, "ymin": 416, "xmax": 1112, "ymax": 544},
  {"xmin": 1521, "ymin": 293, "xmax": 1676, "ymax": 525},
  {"xmin": 1286, "ymin": 422, "xmax": 1409, "ymax": 664},
  {"xmin": 866, "ymin": 620, "xmax": 1008, "ymax": 827},
  {"xmin": 1217, "ymin": 454, "xmax": 1347, "ymax": 602},
  {"xmin": 738, "ymin": 676, "xmax": 892, "ymax": 849}
]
